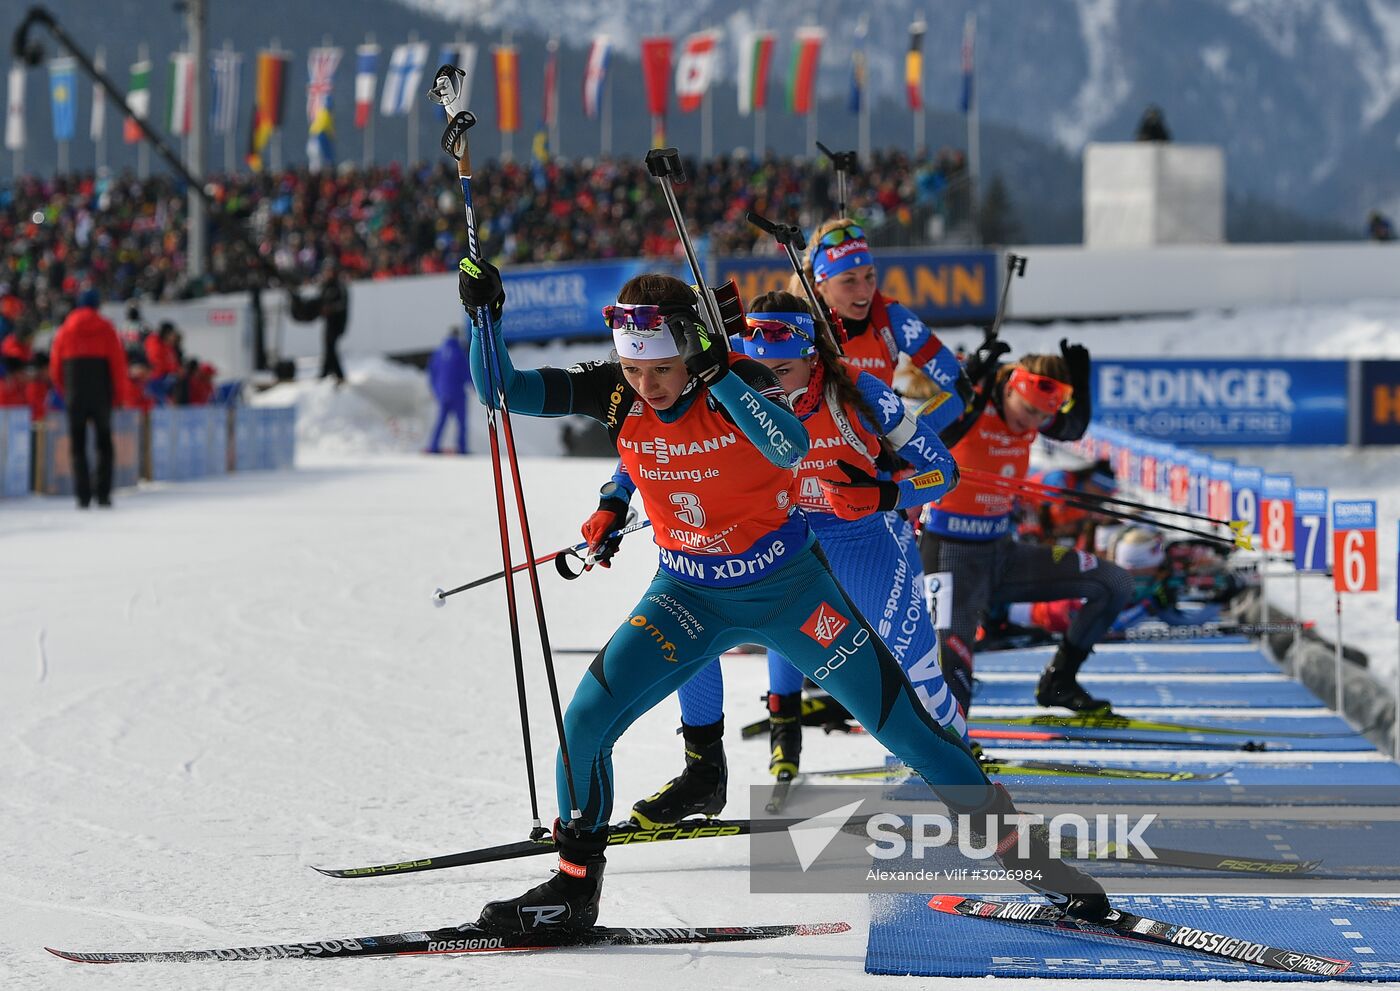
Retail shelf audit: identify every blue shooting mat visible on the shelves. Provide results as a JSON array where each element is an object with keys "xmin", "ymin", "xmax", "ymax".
[
  {"xmin": 866, "ymin": 892, "xmax": 1400, "ymax": 980},
  {"xmin": 972, "ymin": 676, "xmax": 1323, "ymax": 708},
  {"xmin": 881, "ymin": 756, "xmax": 1400, "ymax": 805},
  {"xmin": 975, "ymin": 645, "xmax": 1278, "ymax": 675}
]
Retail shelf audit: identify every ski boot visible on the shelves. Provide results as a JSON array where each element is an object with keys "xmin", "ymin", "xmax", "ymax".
[
  {"xmin": 1035, "ymin": 642, "xmax": 1112, "ymax": 712},
  {"xmin": 477, "ymin": 819, "xmax": 608, "ymax": 933},
  {"xmin": 769, "ymin": 692, "xmax": 803, "ymax": 779},
  {"xmin": 629, "ymin": 720, "xmax": 727, "ymax": 829},
  {"xmin": 968, "ymin": 783, "xmax": 1112, "ymax": 921}
]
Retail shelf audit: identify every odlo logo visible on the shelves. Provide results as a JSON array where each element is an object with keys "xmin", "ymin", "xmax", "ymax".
[{"xmin": 801, "ymin": 602, "xmax": 850, "ymax": 646}]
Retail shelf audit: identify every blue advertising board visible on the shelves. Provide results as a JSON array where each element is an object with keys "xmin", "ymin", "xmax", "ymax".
[
  {"xmin": 497, "ymin": 258, "xmax": 690, "ymax": 343},
  {"xmin": 714, "ymin": 249, "xmax": 998, "ymax": 326},
  {"xmin": 1093, "ymin": 359, "xmax": 1348, "ymax": 445},
  {"xmin": 2, "ymin": 408, "xmax": 29, "ymax": 497},
  {"xmin": 1360, "ymin": 359, "xmax": 1400, "ymax": 445}
]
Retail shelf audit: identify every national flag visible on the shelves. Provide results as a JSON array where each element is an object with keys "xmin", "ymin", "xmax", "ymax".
[
  {"xmin": 48, "ymin": 56, "xmax": 76, "ymax": 142},
  {"xmin": 380, "ymin": 42, "xmax": 427, "ymax": 117},
  {"xmin": 435, "ymin": 43, "xmax": 477, "ymax": 118},
  {"xmin": 640, "ymin": 35, "xmax": 672, "ymax": 120},
  {"xmin": 307, "ymin": 102, "xmax": 335, "ymax": 170},
  {"xmin": 210, "ymin": 48, "xmax": 242, "ymax": 135},
  {"xmin": 90, "ymin": 48, "xmax": 106, "ymax": 142},
  {"xmin": 247, "ymin": 49, "xmax": 287, "ymax": 171},
  {"xmin": 353, "ymin": 43, "xmax": 378, "ymax": 128},
  {"xmin": 787, "ymin": 27, "xmax": 823, "ymax": 116},
  {"xmin": 582, "ymin": 35, "xmax": 611, "ymax": 120},
  {"xmin": 306, "ymin": 46, "xmax": 341, "ymax": 122},
  {"xmin": 737, "ymin": 31, "xmax": 774, "ymax": 116},
  {"xmin": 542, "ymin": 38, "xmax": 558, "ymax": 129},
  {"xmin": 847, "ymin": 22, "xmax": 866, "ymax": 115},
  {"xmin": 675, "ymin": 30, "xmax": 720, "ymax": 114},
  {"xmin": 166, "ymin": 51, "xmax": 194, "ymax": 137},
  {"xmin": 493, "ymin": 44, "xmax": 519, "ymax": 133},
  {"xmin": 906, "ymin": 20, "xmax": 925, "ymax": 111},
  {"xmin": 959, "ymin": 13, "xmax": 975, "ymax": 113},
  {"xmin": 123, "ymin": 59, "xmax": 151, "ymax": 144}
]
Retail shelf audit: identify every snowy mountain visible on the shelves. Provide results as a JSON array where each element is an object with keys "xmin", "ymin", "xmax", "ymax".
[{"xmin": 403, "ymin": 0, "xmax": 1400, "ymax": 226}]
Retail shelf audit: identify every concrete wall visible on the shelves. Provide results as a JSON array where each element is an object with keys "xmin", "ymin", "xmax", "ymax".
[
  {"xmin": 100, "ymin": 241, "xmax": 1400, "ymax": 373},
  {"xmin": 1084, "ymin": 143, "xmax": 1225, "ymax": 248}
]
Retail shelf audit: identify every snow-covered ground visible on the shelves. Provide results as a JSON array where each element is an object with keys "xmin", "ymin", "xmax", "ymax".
[{"xmin": 4, "ymin": 299, "xmax": 1400, "ymax": 988}]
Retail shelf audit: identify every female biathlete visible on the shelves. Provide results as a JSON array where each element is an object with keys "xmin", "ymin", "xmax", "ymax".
[
  {"xmin": 920, "ymin": 344, "xmax": 1135, "ymax": 714},
  {"xmin": 456, "ymin": 260, "xmax": 1108, "ymax": 934},
  {"xmin": 621, "ymin": 291, "xmax": 970, "ymax": 829}
]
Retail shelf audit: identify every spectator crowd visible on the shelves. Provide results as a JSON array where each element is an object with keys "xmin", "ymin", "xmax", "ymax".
[{"xmin": 0, "ymin": 148, "xmax": 973, "ymax": 335}]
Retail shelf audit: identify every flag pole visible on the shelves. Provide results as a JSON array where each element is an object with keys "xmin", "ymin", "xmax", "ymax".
[
  {"xmin": 137, "ymin": 42, "xmax": 149, "ymax": 179},
  {"xmin": 601, "ymin": 54, "xmax": 612, "ymax": 157},
  {"xmin": 186, "ymin": 0, "xmax": 206, "ymax": 280},
  {"xmin": 363, "ymin": 34, "xmax": 375, "ymax": 168},
  {"xmin": 93, "ymin": 46, "xmax": 106, "ymax": 171},
  {"xmin": 406, "ymin": 31, "xmax": 418, "ymax": 166},
  {"xmin": 548, "ymin": 36, "xmax": 560, "ymax": 158},
  {"xmin": 701, "ymin": 89, "xmax": 712, "ymax": 161}
]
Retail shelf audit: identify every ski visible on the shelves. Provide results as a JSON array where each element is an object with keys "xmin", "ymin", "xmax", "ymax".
[
  {"xmin": 972, "ymin": 713, "xmax": 1354, "ymax": 739},
  {"xmin": 312, "ymin": 814, "xmax": 868, "ymax": 879},
  {"xmin": 808, "ymin": 760, "xmax": 1229, "ymax": 782},
  {"xmin": 971, "ymin": 729, "xmax": 1270, "ymax": 751},
  {"xmin": 928, "ymin": 895, "xmax": 1349, "ymax": 977},
  {"xmin": 47, "ymin": 920, "xmax": 850, "ymax": 964}
]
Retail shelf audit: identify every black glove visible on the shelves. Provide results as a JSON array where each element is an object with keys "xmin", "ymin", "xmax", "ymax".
[
  {"xmin": 1059, "ymin": 338, "xmax": 1090, "ymax": 390},
  {"xmin": 670, "ymin": 312, "xmax": 729, "ymax": 384},
  {"xmin": 458, "ymin": 256, "xmax": 505, "ymax": 326},
  {"xmin": 964, "ymin": 337, "xmax": 1011, "ymax": 385}
]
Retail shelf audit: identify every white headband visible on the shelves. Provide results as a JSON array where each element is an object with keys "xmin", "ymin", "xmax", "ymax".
[{"xmin": 612, "ymin": 326, "xmax": 681, "ymax": 360}]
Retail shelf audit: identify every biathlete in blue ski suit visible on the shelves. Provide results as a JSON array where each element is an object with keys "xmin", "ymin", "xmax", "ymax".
[
  {"xmin": 613, "ymin": 291, "xmax": 972, "ymax": 829},
  {"xmin": 455, "ymin": 258, "xmax": 1108, "ymax": 935}
]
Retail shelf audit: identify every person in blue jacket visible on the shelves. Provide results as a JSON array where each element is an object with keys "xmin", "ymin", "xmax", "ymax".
[{"xmin": 426, "ymin": 326, "xmax": 471, "ymax": 454}]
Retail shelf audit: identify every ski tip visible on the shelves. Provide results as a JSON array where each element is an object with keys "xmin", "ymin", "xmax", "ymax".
[
  {"xmin": 794, "ymin": 922, "xmax": 852, "ymax": 936},
  {"xmin": 926, "ymin": 895, "xmax": 963, "ymax": 913},
  {"xmin": 46, "ymin": 947, "xmax": 105, "ymax": 964}
]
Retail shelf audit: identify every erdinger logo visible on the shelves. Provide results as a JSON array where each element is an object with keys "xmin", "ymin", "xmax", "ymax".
[{"xmin": 801, "ymin": 602, "xmax": 849, "ymax": 645}]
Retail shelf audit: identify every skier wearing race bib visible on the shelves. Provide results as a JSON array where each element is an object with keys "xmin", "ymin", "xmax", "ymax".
[
  {"xmin": 456, "ymin": 259, "xmax": 1108, "ymax": 936},
  {"xmin": 921, "ymin": 345, "xmax": 1135, "ymax": 715},
  {"xmin": 626, "ymin": 291, "xmax": 970, "ymax": 829}
]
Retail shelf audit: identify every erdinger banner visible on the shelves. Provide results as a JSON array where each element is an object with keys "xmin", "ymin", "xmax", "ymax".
[{"xmin": 1093, "ymin": 359, "xmax": 1348, "ymax": 445}]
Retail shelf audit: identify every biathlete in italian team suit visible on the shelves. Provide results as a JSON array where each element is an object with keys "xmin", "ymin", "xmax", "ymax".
[
  {"xmin": 456, "ymin": 259, "xmax": 1109, "ymax": 935},
  {"xmin": 610, "ymin": 290, "xmax": 972, "ymax": 829},
  {"xmin": 920, "ymin": 344, "xmax": 1134, "ymax": 715}
]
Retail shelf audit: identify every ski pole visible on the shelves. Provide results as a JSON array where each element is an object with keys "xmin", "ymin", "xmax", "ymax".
[
  {"xmin": 430, "ymin": 65, "xmax": 581, "ymax": 827},
  {"xmin": 815, "ymin": 141, "xmax": 858, "ymax": 218},
  {"xmin": 434, "ymin": 517, "xmax": 651, "ymax": 603},
  {"xmin": 745, "ymin": 210, "xmax": 842, "ymax": 353},
  {"xmin": 957, "ymin": 467, "xmax": 1254, "ymax": 548},
  {"xmin": 938, "ymin": 251, "xmax": 1028, "ymax": 450},
  {"xmin": 958, "ymin": 467, "xmax": 1252, "ymax": 549},
  {"xmin": 643, "ymin": 148, "xmax": 730, "ymax": 344},
  {"xmin": 962, "ymin": 465, "xmax": 1248, "ymax": 534}
]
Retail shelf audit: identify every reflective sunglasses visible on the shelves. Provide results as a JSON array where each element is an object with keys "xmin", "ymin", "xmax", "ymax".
[
  {"xmin": 602, "ymin": 303, "xmax": 668, "ymax": 336},
  {"xmin": 741, "ymin": 316, "xmax": 813, "ymax": 343},
  {"xmin": 1008, "ymin": 367, "xmax": 1074, "ymax": 415},
  {"xmin": 817, "ymin": 224, "xmax": 866, "ymax": 248}
]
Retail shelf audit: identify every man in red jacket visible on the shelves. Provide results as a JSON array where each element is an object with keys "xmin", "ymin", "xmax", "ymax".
[{"xmin": 49, "ymin": 289, "xmax": 128, "ymax": 508}]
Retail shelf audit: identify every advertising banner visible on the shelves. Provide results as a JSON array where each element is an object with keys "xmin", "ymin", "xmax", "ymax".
[{"xmin": 1094, "ymin": 359, "xmax": 1348, "ymax": 444}]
